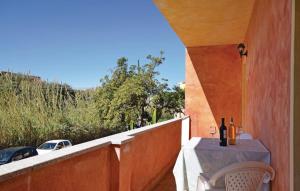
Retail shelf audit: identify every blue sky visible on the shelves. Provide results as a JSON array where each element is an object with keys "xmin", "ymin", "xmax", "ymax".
[{"xmin": 0, "ymin": 0, "xmax": 185, "ymax": 89}]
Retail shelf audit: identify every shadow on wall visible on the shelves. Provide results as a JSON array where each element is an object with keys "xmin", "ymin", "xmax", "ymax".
[{"xmin": 185, "ymin": 45, "xmax": 242, "ymax": 137}]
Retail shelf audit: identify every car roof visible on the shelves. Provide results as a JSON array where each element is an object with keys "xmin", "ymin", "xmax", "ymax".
[
  {"xmin": 0, "ymin": 146, "xmax": 35, "ymax": 152},
  {"xmin": 44, "ymin": 140, "xmax": 70, "ymax": 143}
]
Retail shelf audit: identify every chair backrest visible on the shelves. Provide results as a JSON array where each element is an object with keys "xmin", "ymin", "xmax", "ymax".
[
  {"xmin": 225, "ymin": 169, "xmax": 266, "ymax": 191},
  {"xmin": 209, "ymin": 161, "xmax": 275, "ymax": 191}
]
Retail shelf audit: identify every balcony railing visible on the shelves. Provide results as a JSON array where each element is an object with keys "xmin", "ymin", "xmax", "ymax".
[{"xmin": 0, "ymin": 116, "xmax": 190, "ymax": 191}]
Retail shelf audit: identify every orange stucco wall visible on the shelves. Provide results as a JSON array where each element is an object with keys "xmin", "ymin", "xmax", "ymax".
[
  {"xmin": 185, "ymin": 45, "xmax": 242, "ymax": 137},
  {"xmin": 295, "ymin": 0, "xmax": 300, "ymax": 189},
  {"xmin": 244, "ymin": 0, "xmax": 291, "ymax": 190},
  {"xmin": 128, "ymin": 120, "xmax": 182, "ymax": 191},
  {"xmin": 0, "ymin": 146, "xmax": 112, "ymax": 191}
]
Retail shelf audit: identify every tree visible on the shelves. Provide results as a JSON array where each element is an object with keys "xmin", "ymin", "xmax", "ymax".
[
  {"xmin": 95, "ymin": 52, "xmax": 168, "ymax": 130},
  {"xmin": 161, "ymin": 86, "xmax": 185, "ymax": 119}
]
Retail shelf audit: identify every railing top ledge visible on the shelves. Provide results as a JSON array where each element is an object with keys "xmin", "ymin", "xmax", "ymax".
[
  {"xmin": 125, "ymin": 117, "xmax": 184, "ymax": 136},
  {"xmin": 103, "ymin": 117, "xmax": 186, "ymax": 144}
]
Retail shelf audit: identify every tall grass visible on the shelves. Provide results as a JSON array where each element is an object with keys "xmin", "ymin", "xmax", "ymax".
[{"xmin": 0, "ymin": 73, "xmax": 117, "ymax": 149}]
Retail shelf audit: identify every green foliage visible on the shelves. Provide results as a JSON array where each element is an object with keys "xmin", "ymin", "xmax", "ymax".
[
  {"xmin": 0, "ymin": 73, "xmax": 117, "ymax": 149},
  {"xmin": 95, "ymin": 52, "xmax": 185, "ymax": 130},
  {"xmin": 161, "ymin": 86, "xmax": 185, "ymax": 114},
  {"xmin": 0, "ymin": 52, "xmax": 185, "ymax": 148}
]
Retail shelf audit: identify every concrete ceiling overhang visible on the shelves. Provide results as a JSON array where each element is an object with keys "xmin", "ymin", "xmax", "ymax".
[{"xmin": 153, "ymin": 0, "xmax": 255, "ymax": 47}]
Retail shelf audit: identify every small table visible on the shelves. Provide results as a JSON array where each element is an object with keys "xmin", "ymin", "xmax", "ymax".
[{"xmin": 173, "ymin": 137, "xmax": 270, "ymax": 191}]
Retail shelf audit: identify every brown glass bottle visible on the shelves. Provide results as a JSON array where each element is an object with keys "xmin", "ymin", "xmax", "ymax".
[
  {"xmin": 228, "ymin": 117, "xmax": 236, "ymax": 145},
  {"xmin": 219, "ymin": 118, "xmax": 227, "ymax": 146}
]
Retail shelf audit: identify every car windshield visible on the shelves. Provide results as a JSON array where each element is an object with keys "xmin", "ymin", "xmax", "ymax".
[
  {"xmin": 38, "ymin": 143, "xmax": 56, "ymax": 150},
  {"xmin": 0, "ymin": 150, "xmax": 13, "ymax": 162}
]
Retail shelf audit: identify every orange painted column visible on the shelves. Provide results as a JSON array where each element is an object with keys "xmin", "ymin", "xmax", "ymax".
[
  {"xmin": 185, "ymin": 45, "xmax": 242, "ymax": 138},
  {"xmin": 111, "ymin": 120, "xmax": 182, "ymax": 191},
  {"xmin": 111, "ymin": 137, "xmax": 135, "ymax": 191},
  {"xmin": 294, "ymin": 0, "xmax": 300, "ymax": 189}
]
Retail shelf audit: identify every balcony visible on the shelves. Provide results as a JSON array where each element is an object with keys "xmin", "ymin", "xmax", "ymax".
[
  {"xmin": 152, "ymin": 0, "xmax": 295, "ymax": 190},
  {"xmin": 0, "ymin": 0, "xmax": 297, "ymax": 190},
  {"xmin": 0, "ymin": 117, "xmax": 189, "ymax": 191}
]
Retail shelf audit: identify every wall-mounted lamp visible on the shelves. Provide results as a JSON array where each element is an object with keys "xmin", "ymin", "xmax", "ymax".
[{"xmin": 237, "ymin": 43, "xmax": 248, "ymax": 57}]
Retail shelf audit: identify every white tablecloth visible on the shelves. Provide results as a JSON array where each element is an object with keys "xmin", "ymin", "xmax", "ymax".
[{"xmin": 173, "ymin": 137, "xmax": 270, "ymax": 191}]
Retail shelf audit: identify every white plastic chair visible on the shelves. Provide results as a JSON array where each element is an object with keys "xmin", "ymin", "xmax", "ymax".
[{"xmin": 197, "ymin": 161, "xmax": 275, "ymax": 191}]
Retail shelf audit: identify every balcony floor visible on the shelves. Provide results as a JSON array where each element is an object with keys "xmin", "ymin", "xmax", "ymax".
[{"xmin": 151, "ymin": 170, "xmax": 176, "ymax": 191}]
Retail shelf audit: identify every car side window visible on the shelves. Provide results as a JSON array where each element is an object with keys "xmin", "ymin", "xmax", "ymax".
[
  {"xmin": 63, "ymin": 141, "xmax": 70, "ymax": 147},
  {"xmin": 56, "ymin": 142, "xmax": 64, "ymax": 150},
  {"xmin": 12, "ymin": 152, "xmax": 23, "ymax": 161},
  {"xmin": 22, "ymin": 149, "xmax": 30, "ymax": 158},
  {"xmin": 31, "ymin": 148, "xmax": 37, "ymax": 155}
]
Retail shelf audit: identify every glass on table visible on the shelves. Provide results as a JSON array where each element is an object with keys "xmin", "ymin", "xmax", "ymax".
[
  {"xmin": 209, "ymin": 126, "xmax": 217, "ymax": 137},
  {"xmin": 236, "ymin": 125, "xmax": 243, "ymax": 140}
]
